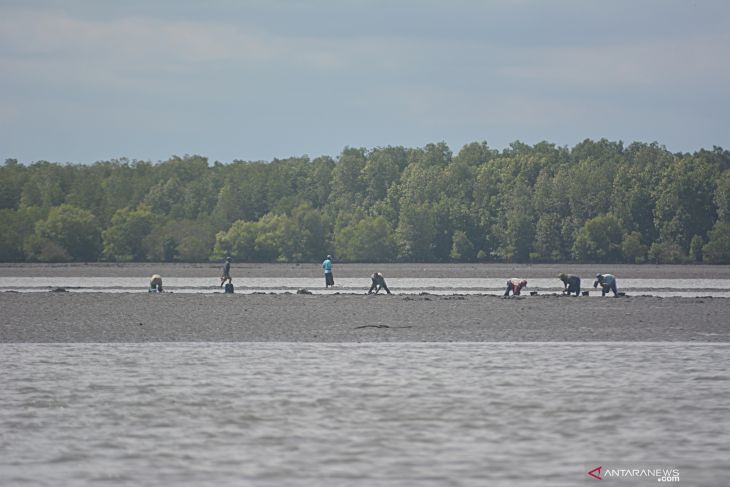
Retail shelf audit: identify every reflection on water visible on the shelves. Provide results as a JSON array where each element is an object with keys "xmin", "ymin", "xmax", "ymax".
[
  {"xmin": 1, "ymin": 343, "xmax": 728, "ymax": 486},
  {"xmin": 2, "ymin": 277, "xmax": 730, "ymax": 297}
]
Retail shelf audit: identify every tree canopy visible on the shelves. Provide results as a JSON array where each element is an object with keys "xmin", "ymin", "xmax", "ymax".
[{"xmin": 1, "ymin": 141, "xmax": 729, "ymax": 263}]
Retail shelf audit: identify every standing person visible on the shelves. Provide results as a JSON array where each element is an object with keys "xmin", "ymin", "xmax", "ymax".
[
  {"xmin": 322, "ymin": 255, "xmax": 334, "ymax": 288},
  {"xmin": 594, "ymin": 273, "xmax": 618, "ymax": 297},
  {"xmin": 149, "ymin": 274, "xmax": 163, "ymax": 293},
  {"xmin": 220, "ymin": 257, "xmax": 232, "ymax": 288},
  {"xmin": 368, "ymin": 272, "xmax": 391, "ymax": 294},
  {"xmin": 504, "ymin": 278, "xmax": 528, "ymax": 296},
  {"xmin": 558, "ymin": 273, "xmax": 581, "ymax": 296}
]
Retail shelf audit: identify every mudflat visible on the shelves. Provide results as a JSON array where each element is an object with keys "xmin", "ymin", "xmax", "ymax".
[
  {"xmin": 1, "ymin": 292, "xmax": 728, "ymax": 343},
  {"xmin": 2, "ymin": 261, "xmax": 730, "ymax": 279}
]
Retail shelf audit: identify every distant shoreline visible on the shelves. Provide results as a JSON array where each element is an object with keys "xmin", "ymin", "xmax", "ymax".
[{"xmin": 2, "ymin": 262, "xmax": 730, "ymax": 279}]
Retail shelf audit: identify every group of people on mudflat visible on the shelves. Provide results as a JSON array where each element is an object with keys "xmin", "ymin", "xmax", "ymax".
[
  {"xmin": 321, "ymin": 255, "xmax": 391, "ymax": 295},
  {"xmin": 504, "ymin": 273, "xmax": 619, "ymax": 297},
  {"xmin": 150, "ymin": 256, "xmax": 618, "ymax": 297}
]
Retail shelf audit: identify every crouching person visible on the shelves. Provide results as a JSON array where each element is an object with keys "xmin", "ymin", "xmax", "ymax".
[
  {"xmin": 594, "ymin": 273, "xmax": 618, "ymax": 297},
  {"xmin": 558, "ymin": 273, "xmax": 581, "ymax": 296},
  {"xmin": 149, "ymin": 274, "xmax": 163, "ymax": 293},
  {"xmin": 368, "ymin": 272, "xmax": 391, "ymax": 294},
  {"xmin": 504, "ymin": 278, "xmax": 527, "ymax": 296}
]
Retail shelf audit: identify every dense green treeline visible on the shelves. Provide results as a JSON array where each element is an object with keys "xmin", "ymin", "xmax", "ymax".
[{"xmin": 2, "ymin": 139, "xmax": 730, "ymax": 264}]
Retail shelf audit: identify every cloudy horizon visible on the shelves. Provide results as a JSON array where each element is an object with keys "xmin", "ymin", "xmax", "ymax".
[{"xmin": 2, "ymin": 0, "xmax": 729, "ymax": 164}]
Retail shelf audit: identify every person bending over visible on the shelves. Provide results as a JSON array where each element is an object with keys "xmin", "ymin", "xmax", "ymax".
[
  {"xmin": 593, "ymin": 273, "xmax": 618, "ymax": 297},
  {"xmin": 149, "ymin": 274, "xmax": 163, "ymax": 293},
  {"xmin": 558, "ymin": 273, "xmax": 581, "ymax": 296},
  {"xmin": 504, "ymin": 278, "xmax": 528, "ymax": 296},
  {"xmin": 368, "ymin": 272, "xmax": 391, "ymax": 294}
]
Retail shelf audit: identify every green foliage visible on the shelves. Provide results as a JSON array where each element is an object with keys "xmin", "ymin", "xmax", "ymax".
[
  {"xmin": 702, "ymin": 222, "xmax": 730, "ymax": 264},
  {"xmin": 654, "ymin": 156, "xmax": 718, "ymax": 251},
  {"xmin": 396, "ymin": 203, "xmax": 436, "ymax": 261},
  {"xmin": 212, "ymin": 205, "xmax": 331, "ymax": 263},
  {"xmin": 533, "ymin": 213, "xmax": 565, "ymax": 262},
  {"xmin": 622, "ymin": 231, "xmax": 648, "ymax": 264},
  {"xmin": 714, "ymin": 170, "xmax": 730, "ymax": 224},
  {"xmin": 29, "ymin": 204, "xmax": 101, "ymax": 261},
  {"xmin": 648, "ymin": 240, "xmax": 687, "ymax": 264},
  {"xmin": 143, "ymin": 219, "xmax": 216, "ymax": 262},
  {"xmin": 335, "ymin": 216, "xmax": 396, "ymax": 262},
  {"xmin": 102, "ymin": 206, "xmax": 156, "ymax": 261},
  {"xmin": 572, "ymin": 214, "xmax": 623, "ymax": 262},
  {"xmin": 689, "ymin": 235, "xmax": 704, "ymax": 262},
  {"xmin": 450, "ymin": 230, "xmax": 475, "ymax": 262},
  {"xmin": 1, "ymin": 141, "xmax": 730, "ymax": 263},
  {"xmin": 0, "ymin": 207, "xmax": 46, "ymax": 261}
]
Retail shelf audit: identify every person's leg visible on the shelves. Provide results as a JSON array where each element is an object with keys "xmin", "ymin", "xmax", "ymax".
[
  {"xmin": 504, "ymin": 282, "xmax": 512, "ymax": 296},
  {"xmin": 382, "ymin": 283, "xmax": 391, "ymax": 294},
  {"xmin": 602, "ymin": 285, "xmax": 608, "ymax": 297},
  {"xmin": 611, "ymin": 282, "xmax": 618, "ymax": 296}
]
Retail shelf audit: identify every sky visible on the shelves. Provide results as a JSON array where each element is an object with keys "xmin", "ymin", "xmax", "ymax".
[{"xmin": 1, "ymin": 0, "xmax": 729, "ymax": 164}]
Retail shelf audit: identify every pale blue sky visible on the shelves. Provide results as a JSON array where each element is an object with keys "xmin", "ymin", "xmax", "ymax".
[{"xmin": 2, "ymin": 0, "xmax": 729, "ymax": 163}]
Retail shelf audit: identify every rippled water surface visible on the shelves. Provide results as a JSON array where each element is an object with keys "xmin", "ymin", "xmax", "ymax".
[{"xmin": 1, "ymin": 343, "xmax": 728, "ymax": 486}]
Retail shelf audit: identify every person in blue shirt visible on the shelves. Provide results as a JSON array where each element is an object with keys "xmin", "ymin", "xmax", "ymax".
[
  {"xmin": 322, "ymin": 255, "xmax": 334, "ymax": 288},
  {"xmin": 594, "ymin": 273, "xmax": 618, "ymax": 297}
]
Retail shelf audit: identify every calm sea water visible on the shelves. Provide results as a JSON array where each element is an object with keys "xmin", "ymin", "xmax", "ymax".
[
  {"xmin": 1, "ymin": 343, "xmax": 727, "ymax": 486},
  {"xmin": 2, "ymin": 277, "xmax": 730, "ymax": 297}
]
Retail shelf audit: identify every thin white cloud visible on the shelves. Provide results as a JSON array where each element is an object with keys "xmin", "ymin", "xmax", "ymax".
[
  {"xmin": 498, "ymin": 33, "xmax": 730, "ymax": 89},
  {"xmin": 0, "ymin": 8, "xmax": 356, "ymax": 87}
]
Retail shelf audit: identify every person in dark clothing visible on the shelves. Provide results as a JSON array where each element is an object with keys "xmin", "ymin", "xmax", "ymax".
[
  {"xmin": 594, "ymin": 273, "xmax": 618, "ymax": 297},
  {"xmin": 368, "ymin": 272, "xmax": 391, "ymax": 294},
  {"xmin": 558, "ymin": 273, "xmax": 581, "ymax": 296},
  {"xmin": 504, "ymin": 278, "xmax": 527, "ymax": 296},
  {"xmin": 220, "ymin": 257, "xmax": 232, "ymax": 288}
]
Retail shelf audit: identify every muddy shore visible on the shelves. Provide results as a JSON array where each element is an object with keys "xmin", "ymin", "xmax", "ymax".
[
  {"xmin": 2, "ymin": 262, "xmax": 730, "ymax": 279},
  {"xmin": 1, "ymin": 292, "xmax": 728, "ymax": 343}
]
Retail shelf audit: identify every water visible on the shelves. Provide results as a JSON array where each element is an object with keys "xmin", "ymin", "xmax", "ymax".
[
  {"xmin": 1, "ymin": 343, "xmax": 727, "ymax": 486},
  {"xmin": 3, "ymin": 277, "xmax": 730, "ymax": 297}
]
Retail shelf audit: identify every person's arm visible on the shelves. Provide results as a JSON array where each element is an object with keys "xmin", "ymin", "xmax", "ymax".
[{"xmin": 368, "ymin": 281, "xmax": 376, "ymax": 294}]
